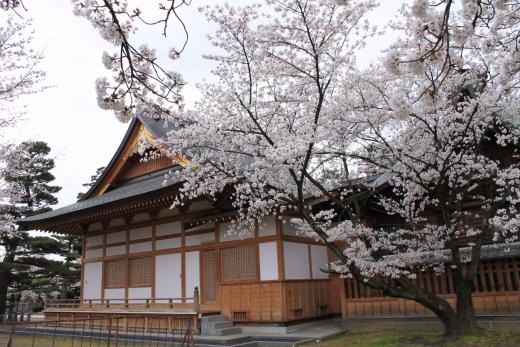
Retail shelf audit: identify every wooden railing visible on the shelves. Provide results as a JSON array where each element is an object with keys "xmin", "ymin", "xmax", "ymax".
[
  {"xmin": 45, "ymin": 288, "xmax": 201, "ymax": 313},
  {"xmin": 46, "ymin": 297, "xmax": 196, "ymax": 310}
]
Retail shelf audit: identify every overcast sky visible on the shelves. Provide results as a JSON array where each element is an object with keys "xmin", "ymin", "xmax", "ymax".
[{"xmin": 5, "ymin": 0, "xmax": 402, "ymax": 208}]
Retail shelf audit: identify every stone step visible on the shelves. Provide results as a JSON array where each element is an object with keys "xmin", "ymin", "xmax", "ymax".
[
  {"xmin": 201, "ymin": 314, "xmax": 227, "ymax": 324},
  {"xmin": 213, "ymin": 320, "xmax": 233, "ymax": 329},
  {"xmin": 213, "ymin": 326, "xmax": 242, "ymax": 336}
]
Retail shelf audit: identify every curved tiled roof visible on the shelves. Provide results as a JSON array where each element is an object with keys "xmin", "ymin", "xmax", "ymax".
[
  {"xmin": 18, "ymin": 167, "xmax": 182, "ymax": 225},
  {"xmin": 324, "ymin": 241, "xmax": 520, "ymax": 273}
]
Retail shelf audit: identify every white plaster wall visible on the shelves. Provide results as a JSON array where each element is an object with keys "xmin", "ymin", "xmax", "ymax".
[
  {"xmin": 129, "ymin": 226, "xmax": 152, "ymax": 240},
  {"xmin": 158, "ymin": 208, "xmax": 179, "ymax": 218},
  {"xmin": 259, "ymin": 242, "xmax": 278, "ymax": 281},
  {"xmin": 156, "ymin": 221, "xmax": 181, "ymax": 237},
  {"xmin": 83, "ymin": 262, "xmax": 102, "ymax": 300},
  {"xmin": 85, "ymin": 235, "xmax": 103, "ymax": 247},
  {"xmin": 106, "ymin": 231, "xmax": 126, "ymax": 244},
  {"xmin": 310, "ymin": 244, "xmax": 329, "ymax": 279},
  {"xmin": 185, "ymin": 232, "xmax": 215, "ymax": 246},
  {"xmin": 185, "ymin": 221, "xmax": 214, "ymax": 233},
  {"xmin": 258, "ymin": 216, "xmax": 277, "ymax": 237},
  {"xmin": 188, "ymin": 200, "xmax": 213, "ymax": 212},
  {"xmin": 155, "ymin": 253, "xmax": 182, "ymax": 302},
  {"xmin": 219, "ymin": 222, "xmax": 253, "ymax": 241},
  {"xmin": 129, "ymin": 241, "xmax": 152, "ymax": 253},
  {"xmin": 132, "ymin": 213, "xmax": 150, "ymax": 223},
  {"xmin": 85, "ymin": 248, "xmax": 103, "ymax": 259},
  {"xmin": 109, "ymin": 218, "xmax": 126, "ymax": 228},
  {"xmin": 104, "ymin": 288, "xmax": 125, "ymax": 301},
  {"xmin": 281, "ymin": 218, "xmax": 299, "ymax": 236},
  {"xmin": 156, "ymin": 237, "xmax": 181, "ymax": 250},
  {"xmin": 106, "ymin": 245, "xmax": 126, "ymax": 256},
  {"xmin": 185, "ymin": 251, "xmax": 200, "ymax": 302},
  {"xmin": 283, "ymin": 242, "xmax": 310, "ymax": 280},
  {"xmin": 128, "ymin": 287, "xmax": 152, "ymax": 303},
  {"xmin": 87, "ymin": 223, "xmax": 103, "ymax": 232}
]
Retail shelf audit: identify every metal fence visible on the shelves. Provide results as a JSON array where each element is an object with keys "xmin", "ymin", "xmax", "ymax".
[{"xmin": 0, "ymin": 316, "xmax": 195, "ymax": 347}]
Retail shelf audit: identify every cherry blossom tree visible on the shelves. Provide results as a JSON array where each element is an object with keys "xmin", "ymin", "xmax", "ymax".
[
  {"xmin": 0, "ymin": 13, "xmax": 48, "ymax": 319},
  {"xmin": 0, "ymin": 15, "xmax": 46, "ymax": 223},
  {"xmin": 70, "ymin": 0, "xmax": 190, "ymax": 122},
  {"xmin": 64, "ymin": 0, "xmax": 519, "ymax": 338},
  {"xmin": 154, "ymin": 0, "xmax": 518, "ymax": 337},
  {"xmin": 0, "ymin": 16, "xmax": 46, "ymax": 122},
  {"xmin": 342, "ymin": 0, "xmax": 520, "ymax": 334}
]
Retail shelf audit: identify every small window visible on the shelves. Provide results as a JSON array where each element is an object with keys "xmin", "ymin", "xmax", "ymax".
[
  {"xmin": 129, "ymin": 256, "xmax": 152, "ymax": 287},
  {"xmin": 221, "ymin": 245, "xmax": 258, "ymax": 282},
  {"xmin": 105, "ymin": 259, "xmax": 127, "ymax": 288}
]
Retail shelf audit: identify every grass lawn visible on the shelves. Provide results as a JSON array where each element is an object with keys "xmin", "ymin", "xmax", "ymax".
[
  {"xmin": 1, "ymin": 329, "xmax": 520, "ymax": 347},
  {"xmin": 300, "ymin": 329, "xmax": 520, "ymax": 347}
]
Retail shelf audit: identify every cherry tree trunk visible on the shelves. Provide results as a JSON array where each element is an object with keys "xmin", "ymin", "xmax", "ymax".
[
  {"xmin": 425, "ymin": 281, "xmax": 480, "ymax": 337},
  {"xmin": 451, "ymin": 280, "xmax": 480, "ymax": 336},
  {"xmin": 0, "ymin": 271, "xmax": 8, "ymax": 322},
  {"xmin": 403, "ymin": 280, "xmax": 480, "ymax": 338}
]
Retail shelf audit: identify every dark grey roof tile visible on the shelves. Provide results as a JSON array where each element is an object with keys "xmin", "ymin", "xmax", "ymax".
[{"xmin": 19, "ymin": 167, "xmax": 182, "ymax": 224}]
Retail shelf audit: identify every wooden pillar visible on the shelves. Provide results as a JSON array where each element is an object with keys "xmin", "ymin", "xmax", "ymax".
[
  {"xmin": 275, "ymin": 217, "xmax": 286, "ymax": 321},
  {"xmin": 181, "ymin": 221, "xmax": 186, "ymax": 303},
  {"xmin": 193, "ymin": 286, "xmax": 200, "ymax": 333},
  {"xmin": 340, "ymin": 278, "xmax": 347, "ymax": 320}
]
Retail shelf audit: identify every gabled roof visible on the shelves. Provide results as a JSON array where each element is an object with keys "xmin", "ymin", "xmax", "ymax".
[
  {"xmin": 80, "ymin": 114, "xmax": 177, "ymax": 200},
  {"xmin": 17, "ymin": 114, "xmax": 180, "ymax": 233},
  {"xmin": 16, "ymin": 111, "xmax": 394, "ymax": 234}
]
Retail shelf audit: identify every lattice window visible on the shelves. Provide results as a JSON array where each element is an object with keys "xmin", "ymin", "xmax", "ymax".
[
  {"xmin": 221, "ymin": 245, "xmax": 258, "ymax": 282},
  {"xmin": 105, "ymin": 259, "xmax": 127, "ymax": 288},
  {"xmin": 129, "ymin": 256, "xmax": 152, "ymax": 287},
  {"xmin": 202, "ymin": 250, "xmax": 217, "ymax": 302}
]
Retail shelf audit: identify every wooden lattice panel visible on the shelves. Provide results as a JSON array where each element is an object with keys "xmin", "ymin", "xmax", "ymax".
[
  {"xmin": 129, "ymin": 256, "xmax": 152, "ymax": 287},
  {"xmin": 202, "ymin": 249, "xmax": 217, "ymax": 302},
  {"xmin": 105, "ymin": 259, "xmax": 127, "ymax": 288},
  {"xmin": 345, "ymin": 257, "xmax": 520, "ymax": 299},
  {"xmin": 221, "ymin": 245, "xmax": 258, "ymax": 282},
  {"xmin": 232, "ymin": 311, "xmax": 249, "ymax": 321}
]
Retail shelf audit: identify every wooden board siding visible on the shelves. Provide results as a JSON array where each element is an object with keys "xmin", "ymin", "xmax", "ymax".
[
  {"xmin": 119, "ymin": 155, "xmax": 173, "ymax": 182},
  {"xmin": 219, "ymin": 281, "xmax": 284, "ymax": 322},
  {"xmin": 284, "ymin": 280, "xmax": 330, "ymax": 320},
  {"xmin": 341, "ymin": 257, "xmax": 520, "ymax": 318},
  {"xmin": 327, "ymin": 276, "xmax": 343, "ymax": 315},
  {"xmin": 342, "ymin": 292, "xmax": 520, "ymax": 318},
  {"xmin": 219, "ymin": 279, "xmax": 335, "ymax": 322}
]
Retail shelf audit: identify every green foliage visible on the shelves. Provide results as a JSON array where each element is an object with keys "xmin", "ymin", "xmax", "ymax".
[
  {"xmin": 4, "ymin": 141, "xmax": 61, "ymax": 217},
  {"xmin": 76, "ymin": 166, "xmax": 105, "ymax": 200},
  {"xmin": 0, "ymin": 141, "xmax": 82, "ymax": 320}
]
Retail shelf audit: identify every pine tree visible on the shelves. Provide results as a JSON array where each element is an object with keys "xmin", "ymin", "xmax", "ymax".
[
  {"xmin": 0, "ymin": 141, "xmax": 70, "ymax": 318},
  {"xmin": 77, "ymin": 166, "xmax": 105, "ymax": 200}
]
